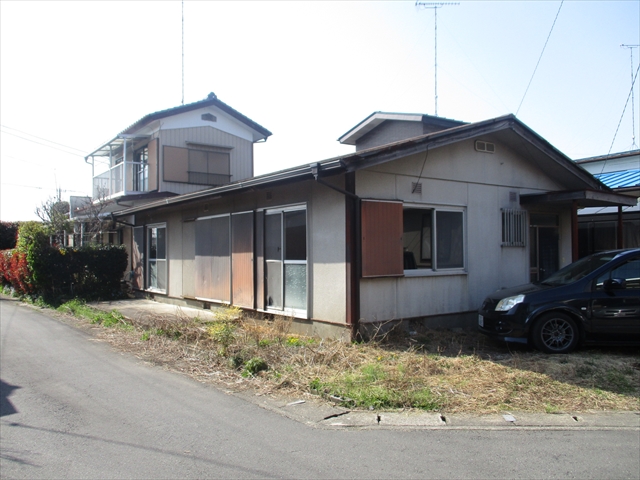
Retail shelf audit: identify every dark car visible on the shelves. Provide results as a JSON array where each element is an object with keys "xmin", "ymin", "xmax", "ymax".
[{"xmin": 478, "ymin": 248, "xmax": 640, "ymax": 353}]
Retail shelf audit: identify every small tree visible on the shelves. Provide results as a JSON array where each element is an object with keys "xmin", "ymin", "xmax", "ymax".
[{"xmin": 35, "ymin": 197, "xmax": 73, "ymax": 236}]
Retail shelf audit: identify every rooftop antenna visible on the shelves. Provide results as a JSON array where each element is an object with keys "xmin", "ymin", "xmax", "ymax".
[
  {"xmin": 181, "ymin": 1, "xmax": 185, "ymax": 105},
  {"xmin": 416, "ymin": 1, "xmax": 459, "ymax": 117},
  {"xmin": 620, "ymin": 44, "xmax": 639, "ymax": 149}
]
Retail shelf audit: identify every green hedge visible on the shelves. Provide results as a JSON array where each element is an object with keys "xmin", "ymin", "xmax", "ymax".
[{"xmin": 1, "ymin": 222, "xmax": 128, "ymax": 301}]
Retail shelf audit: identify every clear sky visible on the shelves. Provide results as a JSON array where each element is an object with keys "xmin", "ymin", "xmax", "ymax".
[{"xmin": 1, "ymin": 0, "xmax": 639, "ymax": 221}]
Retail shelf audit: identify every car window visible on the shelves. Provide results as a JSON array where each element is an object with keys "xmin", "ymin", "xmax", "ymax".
[
  {"xmin": 595, "ymin": 257, "xmax": 640, "ymax": 290},
  {"xmin": 542, "ymin": 252, "xmax": 616, "ymax": 286}
]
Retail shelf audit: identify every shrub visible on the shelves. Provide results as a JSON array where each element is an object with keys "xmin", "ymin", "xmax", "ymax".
[
  {"xmin": 0, "ymin": 222, "xmax": 19, "ymax": 250},
  {"xmin": 3, "ymin": 222, "xmax": 128, "ymax": 301}
]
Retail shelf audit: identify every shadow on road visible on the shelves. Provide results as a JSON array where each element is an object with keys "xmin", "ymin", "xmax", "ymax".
[{"xmin": 0, "ymin": 378, "xmax": 20, "ymax": 417}]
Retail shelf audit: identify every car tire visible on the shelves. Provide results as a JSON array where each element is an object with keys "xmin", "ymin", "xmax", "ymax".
[{"xmin": 531, "ymin": 312, "xmax": 579, "ymax": 354}]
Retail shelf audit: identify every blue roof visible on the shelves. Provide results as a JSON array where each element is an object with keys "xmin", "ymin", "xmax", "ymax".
[{"xmin": 593, "ymin": 169, "xmax": 640, "ymax": 189}]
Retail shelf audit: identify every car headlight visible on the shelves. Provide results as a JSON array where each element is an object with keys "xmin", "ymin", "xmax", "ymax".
[{"xmin": 495, "ymin": 294, "xmax": 525, "ymax": 312}]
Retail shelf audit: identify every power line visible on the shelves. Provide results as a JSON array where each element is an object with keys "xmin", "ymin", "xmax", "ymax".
[
  {"xmin": 516, "ymin": 1, "xmax": 564, "ymax": 116},
  {"xmin": 0, "ymin": 127, "xmax": 85, "ymax": 158},
  {"xmin": 0, "ymin": 182, "xmax": 86, "ymax": 194},
  {"xmin": 0, "ymin": 125, "xmax": 86, "ymax": 154}
]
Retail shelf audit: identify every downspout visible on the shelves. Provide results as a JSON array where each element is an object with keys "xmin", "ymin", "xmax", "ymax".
[{"xmin": 310, "ymin": 163, "xmax": 361, "ymax": 341}]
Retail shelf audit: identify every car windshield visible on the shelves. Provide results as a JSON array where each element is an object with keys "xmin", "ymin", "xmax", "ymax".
[{"xmin": 540, "ymin": 252, "xmax": 619, "ymax": 286}]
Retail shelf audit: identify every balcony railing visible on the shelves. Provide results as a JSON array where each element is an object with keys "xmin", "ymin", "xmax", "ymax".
[{"xmin": 93, "ymin": 162, "xmax": 148, "ymax": 199}]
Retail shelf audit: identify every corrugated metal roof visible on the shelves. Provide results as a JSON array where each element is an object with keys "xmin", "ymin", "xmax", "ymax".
[{"xmin": 593, "ymin": 169, "xmax": 640, "ymax": 189}]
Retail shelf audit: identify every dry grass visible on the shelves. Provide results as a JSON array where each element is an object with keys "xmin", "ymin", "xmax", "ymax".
[{"xmin": 72, "ymin": 305, "xmax": 640, "ymax": 414}]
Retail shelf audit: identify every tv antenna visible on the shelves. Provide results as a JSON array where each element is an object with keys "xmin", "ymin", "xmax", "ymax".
[
  {"xmin": 416, "ymin": 1, "xmax": 459, "ymax": 116},
  {"xmin": 621, "ymin": 44, "xmax": 639, "ymax": 149},
  {"xmin": 181, "ymin": 1, "xmax": 185, "ymax": 105}
]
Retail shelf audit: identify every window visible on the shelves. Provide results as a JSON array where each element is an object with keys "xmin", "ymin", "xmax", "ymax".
[
  {"xmin": 147, "ymin": 224, "xmax": 166, "ymax": 292},
  {"xmin": 595, "ymin": 257, "xmax": 640, "ymax": 290},
  {"xmin": 264, "ymin": 207, "xmax": 307, "ymax": 314},
  {"xmin": 502, "ymin": 209, "xmax": 527, "ymax": 247},
  {"xmin": 403, "ymin": 207, "xmax": 464, "ymax": 271},
  {"xmin": 133, "ymin": 146, "xmax": 148, "ymax": 192},
  {"xmin": 188, "ymin": 149, "xmax": 230, "ymax": 186}
]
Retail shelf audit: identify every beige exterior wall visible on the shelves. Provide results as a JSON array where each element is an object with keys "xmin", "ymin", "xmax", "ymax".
[
  {"xmin": 158, "ymin": 126, "xmax": 254, "ymax": 195},
  {"xmin": 357, "ymin": 137, "xmax": 573, "ymax": 324},
  {"xmin": 132, "ymin": 177, "xmax": 349, "ymax": 326}
]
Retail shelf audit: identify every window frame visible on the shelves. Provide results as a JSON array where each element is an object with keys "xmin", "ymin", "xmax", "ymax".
[
  {"xmin": 146, "ymin": 223, "xmax": 167, "ymax": 293},
  {"xmin": 263, "ymin": 204, "xmax": 308, "ymax": 318},
  {"xmin": 403, "ymin": 203, "xmax": 466, "ymax": 276}
]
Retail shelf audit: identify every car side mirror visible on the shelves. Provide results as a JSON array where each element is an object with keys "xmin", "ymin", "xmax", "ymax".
[{"xmin": 603, "ymin": 278, "xmax": 626, "ymax": 291}]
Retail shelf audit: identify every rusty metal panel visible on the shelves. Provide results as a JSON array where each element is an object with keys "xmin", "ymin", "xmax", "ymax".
[
  {"xmin": 195, "ymin": 218, "xmax": 214, "ymax": 299},
  {"xmin": 211, "ymin": 215, "xmax": 231, "ymax": 302},
  {"xmin": 148, "ymin": 138, "xmax": 158, "ymax": 190},
  {"xmin": 195, "ymin": 215, "xmax": 231, "ymax": 302},
  {"xmin": 132, "ymin": 226, "xmax": 144, "ymax": 289},
  {"xmin": 182, "ymin": 220, "xmax": 196, "ymax": 298},
  {"xmin": 361, "ymin": 200, "xmax": 404, "ymax": 278},
  {"xmin": 232, "ymin": 212, "xmax": 254, "ymax": 308},
  {"xmin": 255, "ymin": 211, "xmax": 265, "ymax": 309}
]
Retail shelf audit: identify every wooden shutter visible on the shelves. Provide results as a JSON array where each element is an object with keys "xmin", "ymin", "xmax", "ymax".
[
  {"xmin": 361, "ymin": 200, "xmax": 404, "ymax": 278},
  {"xmin": 147, "ymin": 138, "xmax": 158, "ymax": 190},
  {"xmin": 163, "ymin": 146, "xmax": 189, "ymax": 182}
]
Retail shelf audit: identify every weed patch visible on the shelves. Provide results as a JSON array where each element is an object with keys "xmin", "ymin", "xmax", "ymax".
[{"xmin": 46, "ymin": 301, "xmax": 640, "ymax": 414}]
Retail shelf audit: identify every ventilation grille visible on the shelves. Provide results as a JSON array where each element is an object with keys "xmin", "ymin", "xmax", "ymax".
[
  {"xmin": 475, "ymin": 140, "xmax": 495, "ymax": 153},
  {"xmin": 411, "ymin": 182, "xmax": 422, "ymax": 194},
  {"xmin": 201, "ymin": 113, "xmax": 217, "ymax": 122}
]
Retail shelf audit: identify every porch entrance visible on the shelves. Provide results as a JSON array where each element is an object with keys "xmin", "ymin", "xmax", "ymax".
[{"xmin": 530, "ymin": 214, "xmax": 559, "ymax": 283}]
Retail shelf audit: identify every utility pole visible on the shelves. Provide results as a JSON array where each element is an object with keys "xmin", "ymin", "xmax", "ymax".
[
  {"xmin": 416, "ymin": 2, "xmax": 458, "ymax": 117},
  {"xmin": 620, "ymin": 44, "xmax": 639, "ymax": 149}
]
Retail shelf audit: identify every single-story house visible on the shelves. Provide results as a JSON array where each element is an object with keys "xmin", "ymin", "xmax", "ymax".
[{"xmin": 106, "ymin": 109, "xmax": 636, "ymax": 339}]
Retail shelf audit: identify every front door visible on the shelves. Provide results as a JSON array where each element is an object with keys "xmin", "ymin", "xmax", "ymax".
[{"xmin": 530, "ymin": 215, "xmax": 559, "ymax": 283}]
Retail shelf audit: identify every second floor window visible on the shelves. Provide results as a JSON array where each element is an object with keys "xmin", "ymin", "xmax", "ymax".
[{"xmin": 133, "ymin": 146, "xmax": 149, "ymax": 191}]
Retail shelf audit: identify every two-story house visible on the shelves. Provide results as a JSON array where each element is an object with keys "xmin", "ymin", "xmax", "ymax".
[{"xmin": 71, "ymin": 93, "xmax": 271, "ymax": 243}]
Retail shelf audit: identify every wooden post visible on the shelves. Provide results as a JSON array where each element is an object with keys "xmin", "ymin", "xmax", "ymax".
[{"xmin": 617, "ymin": 206, "xmax": 624, "ymax": 249}]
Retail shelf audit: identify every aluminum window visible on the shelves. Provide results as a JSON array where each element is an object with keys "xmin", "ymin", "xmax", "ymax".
[{"xmin": 403, "ymin": 207, "xmax": 465, "ymax": 271}]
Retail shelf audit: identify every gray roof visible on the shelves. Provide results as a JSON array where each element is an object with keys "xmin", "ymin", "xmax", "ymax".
[{"xmin": 114, "ymin": 114, "xmax": 633, "ymax": 217}]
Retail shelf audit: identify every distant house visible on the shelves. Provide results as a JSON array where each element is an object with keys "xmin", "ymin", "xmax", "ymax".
[
  {"xmin": 72, "ymin": 93, "xmax": 271, "ymax": 243},
  {"xmin": 106, "ymin": 111, "xmax": 635, "ymax": 339},
  {"xmin": 575, "ymin": 150, "xmax": 640, "ymax": 257}
]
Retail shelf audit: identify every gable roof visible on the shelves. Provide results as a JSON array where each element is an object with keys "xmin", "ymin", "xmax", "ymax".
[
  {"xmin": 338, "ymin": 111, "xmax": 466, "ymax": 145},
  {"xmin": 113, "ymin": 114, "xmax": 636, "ymax": 217},
  {"xmin": 120, "ymin": 93, "xmax": 272, "ymax": 141}
]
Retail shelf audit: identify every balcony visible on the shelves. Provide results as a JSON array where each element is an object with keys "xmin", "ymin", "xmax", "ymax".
[
  {"xmin": 87, "ymin": 134, "xmax": 154, "ymax": 199},
  {"xmin": 93, "ymin": 161, "xmax": 149, "ymax": 199}
]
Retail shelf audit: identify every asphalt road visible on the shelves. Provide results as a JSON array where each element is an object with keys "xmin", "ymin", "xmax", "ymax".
[{"xmin": 1, "ymin": 297, "xmax": 639, "ymax": 479}]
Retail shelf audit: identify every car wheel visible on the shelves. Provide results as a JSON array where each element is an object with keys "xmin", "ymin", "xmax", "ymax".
[{"xmin": 532, "ymin": 312, "xmax": 579, "ymax": 354}]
